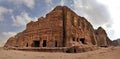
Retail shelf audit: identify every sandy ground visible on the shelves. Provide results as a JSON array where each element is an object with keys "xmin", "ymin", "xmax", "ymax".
[{"xmin": 0, "ymin": 46, "xmax": 120, "ymax": 59}]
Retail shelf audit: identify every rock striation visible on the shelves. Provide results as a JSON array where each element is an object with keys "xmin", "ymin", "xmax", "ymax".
[{"xmin": 4, "ymin": 6, "xmax": 112, "ymax": 52}]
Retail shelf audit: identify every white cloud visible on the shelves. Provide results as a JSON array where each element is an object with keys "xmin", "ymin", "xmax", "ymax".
[
  {"xmin": 2, "ymin": 32, "xmax": 17, "ymax": 38},
  {"xmin": 6, "ymin": 0, "xmax": 35, "ymax": 9},
  {"xmin": 0, "ymin": 6, "xmax": 12, "ymax": 22},
  {"xmin": 73, "ymin": 0, "xmax": 120, "ymax": 40},
  {"xmin": 97, "ymin": 0, "xmax": 120, "ymax": 7},
  {"xmin": 73, "ymin": 0, "xmax": 112, "ymax": 28},
  {"xmin": 0, "ymin": 32, "xmax": 16, "ymax": 41},
  {"xmin": 45, "ymin": 0, "xmax": 52, "ymax": 5},
  {"xmin": 97, "ymin": 0, "xmax": 120, "ymax": 40},
  {"xmin": 61, "ymin": 0, "xmax": 64, "ymax": 6},
  {"xmin": 0, "ymin": 32, "xmax": 17, "ymax": 47},
  {"xmin": 73, "ymin": 0, "xmax": 117, "ymax": 40},
  {"xmin": 12, "ymin": 11, "xmax": 37, "ymax": 27}
]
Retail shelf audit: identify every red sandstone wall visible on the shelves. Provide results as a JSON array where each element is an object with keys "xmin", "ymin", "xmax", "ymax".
[
  {"xmin": 61, "ymin": 6, "xmax": 97, "ymax": 47},
  {"xmin": 4, "ymin": 6, "xmax": 112, "ymax": 48},
  {"xmin": 95, "ymin": 27, "xmax": 112, "ymax": 47}
]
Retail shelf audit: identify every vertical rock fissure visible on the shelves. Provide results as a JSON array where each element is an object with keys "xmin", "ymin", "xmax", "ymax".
[{"xmin": 62, "ymin": 7, "xmax": 66, "ymax": 47}]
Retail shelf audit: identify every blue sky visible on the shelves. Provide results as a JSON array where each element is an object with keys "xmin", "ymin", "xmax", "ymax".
[
  {"xmin": 0, "ymin": 0, "xmax": 120, "ymax": 45},
  {"xmin": 0, "ymin": 0, "xmax": 74, "ymax": 41}
]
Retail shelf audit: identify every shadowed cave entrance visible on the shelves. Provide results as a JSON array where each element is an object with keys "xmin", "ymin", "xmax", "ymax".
[
  {"xmin": 72, "ymin": 37, "xmax": 75, "ymax": 41},
  {"xmin": 43, "ymin": 40, "xmax": 47, "ymax": 47},
  {"xmin": 26, "ymin": 43, "xmax": 28, "ymax": 47},
  {"xmin": 74, "ymin": 48, "xmax": 77, "ymax": 53},
  {"xmin": 66, "ymin": 47, "xmax": 77, "ymax": 53},
  {"xmin": 55, "ymin": 41, "xmax": 57, "ymax": 47},
  {"xmin": 33, "ymin": 41, "xmax": 40, "ymax": 47},
  {"xmin": 80, "ymin": 38, "xmax": 86, "ymax": 44}
]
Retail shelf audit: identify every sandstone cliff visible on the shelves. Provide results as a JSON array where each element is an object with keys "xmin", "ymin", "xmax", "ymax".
[
  {"xmin": 4, "ymin": 6, "xmax": 111, "ymax": 49},
  {"xmin": 95, "ymin": 27, "xmax": 112, "ymax": 47}
]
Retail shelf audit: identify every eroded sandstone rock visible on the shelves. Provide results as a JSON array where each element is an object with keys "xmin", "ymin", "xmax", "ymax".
[
  {"xmin": 4, "ymin": 6, "xmax": 112, "ymax": 52},
  {"xmin": 95, "ymin": 27, "xmax": 112, "ymax": 47}
]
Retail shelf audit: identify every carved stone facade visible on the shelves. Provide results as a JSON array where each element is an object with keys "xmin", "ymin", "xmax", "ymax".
[{"xmin": 4, "ymin": 6, "xmax": 111, "ymax": 50}]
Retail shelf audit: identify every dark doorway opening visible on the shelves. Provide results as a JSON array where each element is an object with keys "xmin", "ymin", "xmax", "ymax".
[
  {"xmin": 80, "ymin": 38, "xmax": 86, "ymax": 44},
  {"xmin": 55, "ymin": 41, "xmax": 57, "ymax": 47},
  {"xmin": 66, "ymin": 49, "xmax": 70, "ymax": 53},
  {"xmin": 72, "ymin": 37, "xmax": 75, "ymax": 41},
  {"xmin": 33, "ymin": 41, "xmax": 40, "ymax": 47},
  {"xmin": 77, "ymin": 38, "xmax": 79, "ymax": 42},
  {"xmin": 26, "ymin": 43, "xmax": 28, "ymax": 47},
  {"xmin": 66, "ymin": 48, "xmax": 77, "ymax": 53},
  {"xmin": 43, "ymin": 40, "xmax": 47, "ymax": 47},
  {"xmin": 100, "ymin": 46, "xmax": 108, "ymax": 48},
  {"xmin": 74, "ymin": 49, "xmax": 77, "ymax": 53}
]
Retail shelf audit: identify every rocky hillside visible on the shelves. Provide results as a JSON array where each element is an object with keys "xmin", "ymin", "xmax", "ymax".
[
  {"xmin": 112, "ymin": 39, "xmax": 120, "ymax": 46},
  {"xmin": 95, "ymin": 27, "xmax": 112, "ymax": 47}
]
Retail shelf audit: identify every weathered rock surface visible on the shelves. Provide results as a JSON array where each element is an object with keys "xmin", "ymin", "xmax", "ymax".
[
  {"xmin": 112, "ymin": 39, "xmax": 120, "ymax": 46},
  {"xmin": 95, "ymin": 27, "xmax": 112, "ymax": 47},
  {"xmin": 4, "ymin": 6, "xmax": 112, "ymax": 52}
]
